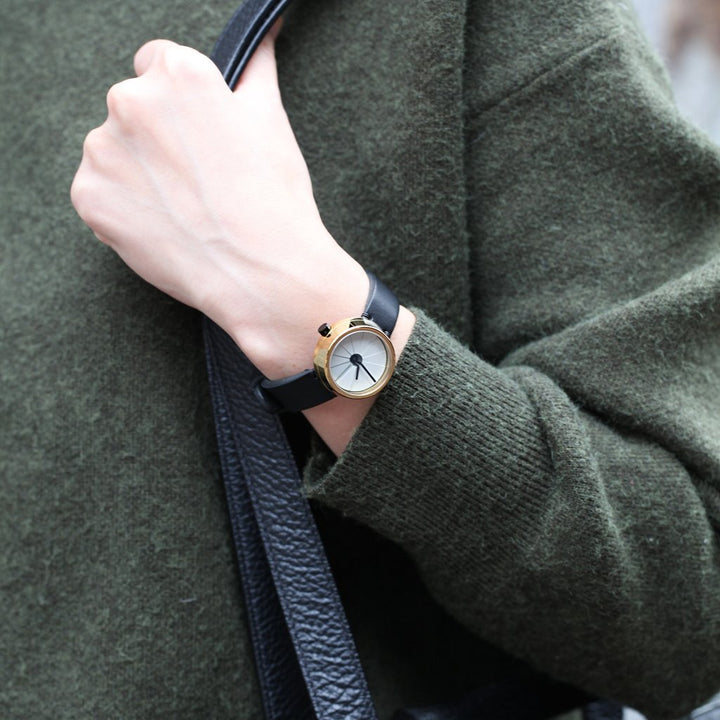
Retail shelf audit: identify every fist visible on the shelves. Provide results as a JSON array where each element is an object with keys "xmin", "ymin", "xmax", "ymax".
[{"xmin": 71, "ymin": 34, "xmax": 366, "ymax": 376}]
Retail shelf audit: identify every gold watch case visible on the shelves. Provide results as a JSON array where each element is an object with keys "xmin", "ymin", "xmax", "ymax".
[{"xmin": 313, "ymin": 317, "xmax": 396, "ymax": 399}]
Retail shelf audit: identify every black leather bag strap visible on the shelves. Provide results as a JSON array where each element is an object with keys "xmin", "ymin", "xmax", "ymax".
[
  {"xmin": 204, "ymin": 319, "xmax": 314, "ymax": 720},
  {"xmin": 211, "ymin": 0, "xmax": 295, "ymax": 88},
  {"xmin": 204, "ymin": 321, "xmax": 378, "ymax": 720},
  {"xmin": 204, "ymin": 9, "xmax": 377, "ymax": 720}
]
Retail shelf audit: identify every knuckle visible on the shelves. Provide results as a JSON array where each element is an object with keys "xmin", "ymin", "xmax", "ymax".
[
  {"xmin": 80, "ymin": 126, "xmax": 113, "ymax": 170},
  {"xmin": 70, "ymin": 172, "xmax": 94, "ymax": 220},
  {"xmin": 72, "ymin": 130, "xmax": 108, "ymax": 223},
  {"xmin": 106, "ymin": 79, "xmax": 141, "ymax": 119},
  {"xmin": 81, "ymin": 126, "xmax": 103, "ymax": 155},
  {"xmin": 157, "ymin": 45, "xmax": 186, "ymax": 74},
  {"xmin": 159, "ymin": 44, "xmax": 216, "ymax": 82}
]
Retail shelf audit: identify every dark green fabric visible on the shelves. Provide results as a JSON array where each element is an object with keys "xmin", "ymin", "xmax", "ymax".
[
  {"xmin": 1, "ymin": 3, "xmax": 263, "ymax": 718},
  {"xmin": 2, "ymin": 1, "xmax": 720, "ymax": 720}
]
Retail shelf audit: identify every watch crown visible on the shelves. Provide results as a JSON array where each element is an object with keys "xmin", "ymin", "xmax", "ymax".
[{"xmin": 318, "ymin": 322, "xmax": 331, "ymax": 337}]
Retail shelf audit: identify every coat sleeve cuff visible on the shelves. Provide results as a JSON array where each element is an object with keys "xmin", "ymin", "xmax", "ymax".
[{"xmin": 302, "ymin": 307, "xmax": 556, "ymax": 576}]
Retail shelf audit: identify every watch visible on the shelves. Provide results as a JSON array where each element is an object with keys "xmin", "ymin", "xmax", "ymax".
[{"xmin": 258, "ymin": 272, "xmax": 399, "ymax": 412}]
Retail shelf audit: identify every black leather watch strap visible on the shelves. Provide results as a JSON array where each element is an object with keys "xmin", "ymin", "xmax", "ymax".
[
  {"xmin": 363, "ymin": 271, "xmax": 399, "ymax": 335},
  {"xmin": 258, "ymin": 272, "xmax": 399, "ymax": 412},
  {"xmin": 258, "ymin": 368, "xmax": 334, "ymax": 413}
]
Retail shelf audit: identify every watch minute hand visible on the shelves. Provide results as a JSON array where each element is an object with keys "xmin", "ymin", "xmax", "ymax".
[{"xmin": 359, "ymin": 362, "xmax": 377, "ymax": 383}]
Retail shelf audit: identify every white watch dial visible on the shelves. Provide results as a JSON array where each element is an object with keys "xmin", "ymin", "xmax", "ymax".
[{"xmin": 328, "ymin": 329, "xmax": 390, "ymax": 394}]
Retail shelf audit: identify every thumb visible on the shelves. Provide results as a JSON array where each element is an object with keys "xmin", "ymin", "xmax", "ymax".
[{"xmin": 233, "ymin": 18, "xmax": 283, "ymax": 94}]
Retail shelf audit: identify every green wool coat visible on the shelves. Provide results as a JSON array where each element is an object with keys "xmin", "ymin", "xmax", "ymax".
[{"xmin": 2, "ymin": 0, "xmax": 720, "ymax": 718}]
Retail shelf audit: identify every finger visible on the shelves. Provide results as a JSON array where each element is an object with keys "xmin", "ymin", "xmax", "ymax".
[
  {"xmin": 233, "ymin": 18, "xmax": 283, "ymax": 93},
  {"xmin": 266, "ymin": 15, "xmax": 283, "ymax": 43},
  {"xmin": 133, "ymin": 39, "xmax": 178, "ymax": 76}
]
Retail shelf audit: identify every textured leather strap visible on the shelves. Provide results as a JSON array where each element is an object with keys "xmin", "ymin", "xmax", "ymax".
[
  {"xmin": 204, "ymin": 320, "xmax": 314, "ymax": 720},
  {"xmin": 204, "ymin": 321, "xmax": 377, "ymax": 720},
  {"xmin": 205, "ymin": 4, "xmax": 378, "ymax": 720}
]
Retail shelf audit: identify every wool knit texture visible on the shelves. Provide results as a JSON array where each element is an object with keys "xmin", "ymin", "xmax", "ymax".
[{"xmin": 2, "ymin": 1, "xmax": 720, "ymax": 719}]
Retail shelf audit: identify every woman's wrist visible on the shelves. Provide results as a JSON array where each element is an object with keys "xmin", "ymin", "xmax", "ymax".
[
  {"xmin": 219, "ymin": 236, "xmax": 416, "ymax": 458},
  {"xmin": 304, "ymin": 304, "xmax": 416, "ymax": 456},
  {"xmin": 223, "ymin": 239, "xmax": 370, "ymax": 381}
]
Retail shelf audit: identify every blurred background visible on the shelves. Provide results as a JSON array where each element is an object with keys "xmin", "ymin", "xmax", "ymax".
[
  {"xmin": 628, "ymin": 5, "xmax": 720, "ymax": 719},
  {"xmin": 634, "ymin": 0, "xmax": 720, "ymax": 144},
  {"xmin": 627, "ymin": 4, "xmax": 720, "ymax": 719}
]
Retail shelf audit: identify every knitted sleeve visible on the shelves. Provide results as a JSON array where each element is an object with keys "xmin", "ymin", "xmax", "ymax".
[{"xmin": 303, "ymin": 2, "xmax": 720, "ymax": 718}]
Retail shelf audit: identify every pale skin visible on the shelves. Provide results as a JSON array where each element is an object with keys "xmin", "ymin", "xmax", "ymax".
[{"xmin": 71, "ymin": 27, "xmax": 415, "ymax": 456}]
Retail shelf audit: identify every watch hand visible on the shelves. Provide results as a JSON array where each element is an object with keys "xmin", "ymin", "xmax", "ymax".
[
  {"xmin": 355, "ymin": 365, "xmax": 360, "ymax": 380},
  {"xmin": 359, "ymin": 362, "xmax": 377, "ymax": 383}
]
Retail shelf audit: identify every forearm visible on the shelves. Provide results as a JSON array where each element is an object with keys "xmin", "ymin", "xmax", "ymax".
[{"xmin": 71, "ymin": 31, "xmax": 417, "ymax": 453}]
